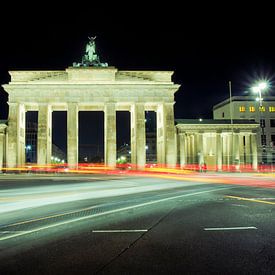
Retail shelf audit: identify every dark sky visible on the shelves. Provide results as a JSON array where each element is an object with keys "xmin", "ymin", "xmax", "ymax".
[
  {"xmin": 1, "ymin": 4, "xmax": 275, "ymax": 154},
  {"xmin": 1, "ymin": 6, "xmax": 275, "ymax": 119}
]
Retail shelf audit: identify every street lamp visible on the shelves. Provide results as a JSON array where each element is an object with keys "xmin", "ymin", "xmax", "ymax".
[
  {"xmin": 252, "ymin": 82, "xmax": 267, "ymax": 107},
  {"xmin": 252, "ymin": 81, "xmax": 268, "ymax": 163}
]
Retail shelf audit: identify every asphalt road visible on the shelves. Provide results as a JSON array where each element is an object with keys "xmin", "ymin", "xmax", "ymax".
[{"xmin": 0, "ymin": 173, "xmax": 274, "ymax": 274}]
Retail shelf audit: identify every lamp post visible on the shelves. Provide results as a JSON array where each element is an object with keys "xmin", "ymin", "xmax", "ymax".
[{"xmin": 252, "ymin": 82, "xmax": 268, "ymax": 164}]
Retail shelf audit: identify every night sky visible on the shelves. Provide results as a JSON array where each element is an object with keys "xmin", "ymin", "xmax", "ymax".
[{"xmin": 1, "ymin": 5, "xmax": 274, "ymax": 155}]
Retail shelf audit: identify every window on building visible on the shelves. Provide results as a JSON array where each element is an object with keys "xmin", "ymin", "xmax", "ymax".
[
  {"xmin": 270, "ymin": 119, "xmax": 275, "ymax": 127},
  {"xmin": 261, "ymin": 135, "xmax": 266, "ymax": 146},
  {"xmin": 271, "ymin": 135, "xmax": 275, "ymax": 147},
  {"xmin": 249, "ymin": 106, "xmax": 255, "ymax": 112},
  {"xmin": 259, "ymin": 106, "xmax": 265, "ymax": 112},
  {"xmin": 260, "ymin": 119, "xmax": 265, "ymax": 128},
  {"xmin": 269, "ymin": 106, "xmax": 275, "ymax": 112},
  {"xmin": 239, "ymin": 106, "xmax": 245, "ymax": 112},
  {"xmin": 222, "ymin": 112, "xmax": 224, "ymax": 118}
]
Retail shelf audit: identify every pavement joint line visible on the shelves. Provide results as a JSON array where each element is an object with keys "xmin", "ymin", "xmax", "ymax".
[
  {"xmin": 225, "ymin": 195, "xmax": 275, "ymax": 205},
  {"xmin": 1, "ymin": 204, "xmax": 101, "ymax": 228},
  {"xmin": 0, "ymin": 186, "xmax": 233, "ymax": 241},
  {"xmin": 204, "ymin": 226, "xmax": 257, "ymax": 231},
  {"xmin": 92, "ymin": 229, "xmax": 148, "ymax": 233}
]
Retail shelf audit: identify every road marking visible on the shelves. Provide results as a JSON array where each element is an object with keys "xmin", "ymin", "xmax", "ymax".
[
  {"xmin": 204, "ymin": 226, "xmax": 257, "ymax": 231},
  {"xmin": 226, "ymin": 195, "xmax": 275, "ymax": 205},
  {"xmin": 243, "ymin": 198, "xmax": 275, "ymax": 200},
  {"xmin": 0, "ymin": 186, "xmax": 232, "ymax": 241},
  {"xmin": 0, "ymin": 231, "xmax": 30, "ymax": 234},
  {"xmin": 231, "ymin": 204, "xmax": 249, "ymax": 208},
  {"xmin": 92, "ymin": 229, "xmax": 148, "ymax": 233}
]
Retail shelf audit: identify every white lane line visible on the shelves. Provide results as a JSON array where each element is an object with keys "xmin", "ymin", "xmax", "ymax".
[
  {"xmin": 0, "ymin": 231, "xmax": 30, "ymax": 234},
  {"xmin": 0, "ymin": 186, "xmax": 232, "ymax": 241},
  {"xmin": 231, "ymin": 204, "xmax": 249, "ymax": 208},
  {"xmin": 92, "ymin": 229, "xmax": 148, "ymax": 233},
  {"xmin": 204, "ymin": 226, "xmax": 257, "ymax": 231}
]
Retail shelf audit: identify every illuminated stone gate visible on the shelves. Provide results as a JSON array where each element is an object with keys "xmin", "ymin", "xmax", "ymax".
[{"xmin": 2, "ymin": 67, "xmax": 180, "ymax": 168}]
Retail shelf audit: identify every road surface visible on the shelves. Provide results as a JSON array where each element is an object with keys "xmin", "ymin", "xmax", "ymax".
[{"xmin": 0, "ymin": 173, "xmax": 274, "ymax": 274}]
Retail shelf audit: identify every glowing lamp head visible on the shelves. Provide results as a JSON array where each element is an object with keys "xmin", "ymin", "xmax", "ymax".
[
  {"xmin": 259, "ymin": 82, "xmax": 267, "ymax": 90},
  {"xmin": 252, "ymin": 86, "xmax": 260, "ymax": 93}
]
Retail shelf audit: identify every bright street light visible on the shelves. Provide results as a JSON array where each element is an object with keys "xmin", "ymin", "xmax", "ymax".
[
  {"xmin": 252, "ymin": 81, "xmax": 268, "ymax": 107},
  {"xmin": 251, "ymin": 81, "xmax": 268, "ymax": 163},
  {"xmin": 258, "ymin": 82, "xmax": 267, "ymax": 90}
]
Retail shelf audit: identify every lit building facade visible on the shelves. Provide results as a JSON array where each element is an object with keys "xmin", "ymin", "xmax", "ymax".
[
  {"xmin": 213, "ymin": 96, "xmax": 275, "ymax": 164},
  {"xmin": 0, "ymin": 70, "xmax": 262, "ymax": 171},
  {"xmin": 176, "ymin": 119, "xmax": 258, "ymax": 171},
  {"xmin": 1, "ymin": 67, "xmax": 179, "ymax": 169}
]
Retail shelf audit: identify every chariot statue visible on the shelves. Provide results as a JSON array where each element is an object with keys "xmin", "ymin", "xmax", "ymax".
[{"xmin": 73, "ymin": 36, "xmax": 108, "ymax": 67}]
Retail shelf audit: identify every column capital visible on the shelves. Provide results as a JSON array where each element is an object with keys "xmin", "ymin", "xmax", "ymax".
[
  {"xmin": 164, "ymin": 102, "xmax": 175, "ymax": 106},
  {"xmin": 8, "ymin": 102, "xmax": 18, "ymax": 107},
  {"xmin": 0, "ymin": 124, "xmax": 7, "ymax": 131},
  {"xmin": 38, "ymin": 103, "xmax": 52, "ymax": 106},
  {"xmin": 131, "ymin": 102, "xmax": 145, "ymax": 108},
  {"xmin": 104, "ymin": 102, "xmax": 116, "ymax": 111},
  {"xmin": 67, "ymin": 102, "xmax": 78, "ymax": 108}
]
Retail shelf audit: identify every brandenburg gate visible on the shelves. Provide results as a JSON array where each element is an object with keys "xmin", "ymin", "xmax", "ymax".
[{"xmin": 3, "ymin": 67, "xmax": 180, "ymax": 168}]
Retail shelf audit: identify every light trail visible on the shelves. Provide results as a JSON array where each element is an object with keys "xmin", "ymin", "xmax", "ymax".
[
  {"xmin": 0, "ymin": 186, "xmax": 232, "ymax": 241},
  {"xmin": 0, "ymin": 179, "xmax": 205, "ymax": 214},
  {"xmin": 92, "ymin": 230, "xmax": 148, "ymax": 233}
]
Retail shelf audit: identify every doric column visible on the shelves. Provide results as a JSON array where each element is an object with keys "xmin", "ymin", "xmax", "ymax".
[
  {"xmin": 131, "ymin": 103, "xmax": 145, "ymax": 168},
  {"xmin": 251, "ymin": 132, "xmax": 258, "ymax": 171},
  {"xmin": 245, "ymin": 134, "xmax": 251, "ymax": 164},
  {"xmin": 188, "ymin": 133, "xmax": 193, "ymax": 164},
  {"xmin": 18, "ymin": 104, "xmax": 26, "ymax": 166},
  {"xmin": 226, "ymin": 134, "xmax": 231, "ymax": 166},
  {"xmin": 164, "ymin": 103, "xmax": 176, "ymax": 167},
  {"xmin": 233, "ymin": 131, "xmax": 240, "ymax": 171},
  {"xmin": 191, "ymin": 134, "xmax": 195, "ymax": 164},
  {"xmin": 67, "ymin": 103, "xmax": 78, "ymax": 168},
  {"xmin": 157, "ymin": 104, "xmax": 165, "ymax": 165},
  {"xmin": 216, "ymin": 132, "xmax": 222, "ymax": 171},
  {"xmin": 179, "ymin": 133, "xmax": 186, "ymax": 167},
  {"xmin": 186, "ymin": 134, "xmax": 190, "ymax": 164},
  {"xmin": 104, "ymin": 103, "xmax": 116, "ymax": 167},
  {"xmin": 6, "ymin": 103, "xmax": 17, "ymax": 168},
  {"xmin": 37, "ymin": 104, "xmax": 52, "ymax": 165},
  {"xmin": 157, "ymin": 103, "xmax": 176, "ymax": 167},
  {"xmin": 233, "ymin": 132, "xmax": 240, "ymax": 162},
  {"xmin": 6, "ymin": 103, "xmax": 25, "ymax": 168},
  {"xmin": 0, "ymin": 126, "xmax": 7, "ymax": 170},
  {"xmin": 197, "ymin": 132, "xmax": 204, "ymax": 165}
]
